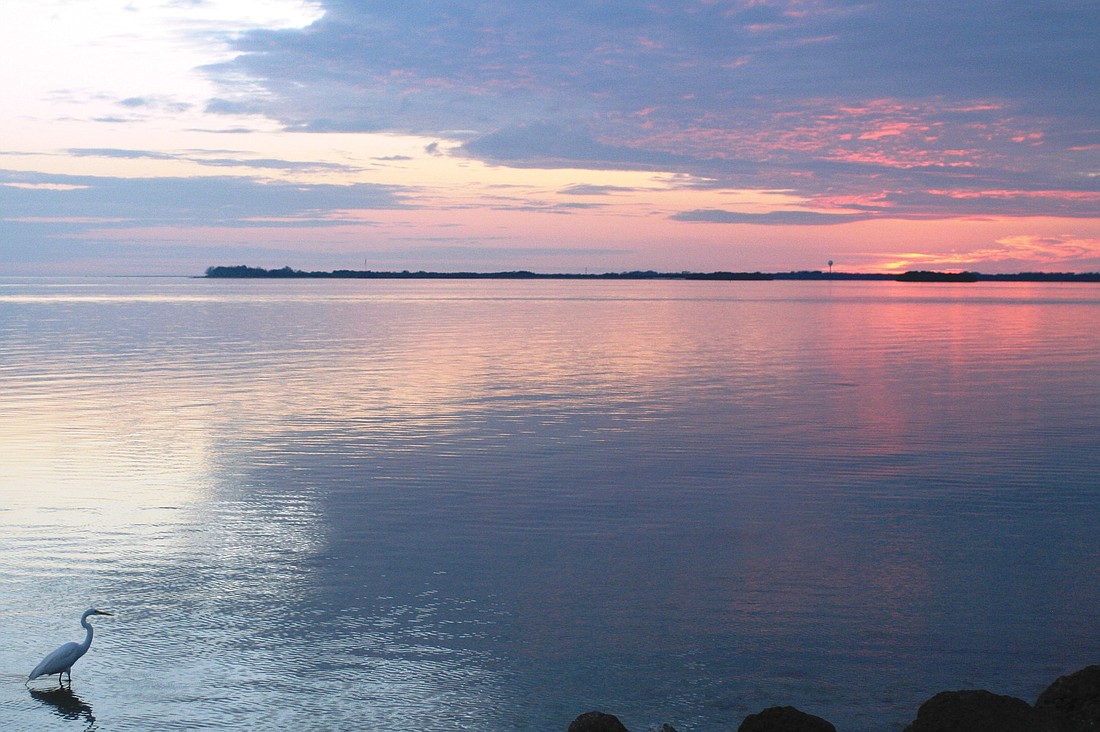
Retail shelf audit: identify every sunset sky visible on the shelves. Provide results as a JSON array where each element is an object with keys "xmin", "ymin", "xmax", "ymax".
[{"xmin": 2, "ymin": 0, "xmax": 1098, "ymax": 275}]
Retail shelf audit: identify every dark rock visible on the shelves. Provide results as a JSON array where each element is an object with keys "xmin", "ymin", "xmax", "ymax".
[
  {"xmin": 903, "ymin": 689, "xmax": 1037, "ymax": 732},
  {"xmin": 737, "ymin": 705, "xmax": 837, "ymax": 732},
  {"xmin": 1035, "ymin": 665, "xmax": 1100, "ymax": 731},
  {"xmin": 568, "ymin": 711, "xmax": 631, "ymax": 732}
]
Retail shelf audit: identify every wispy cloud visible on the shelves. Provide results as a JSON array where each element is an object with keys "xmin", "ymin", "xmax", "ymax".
[
  {"xmin": 2, "ymin": 182, "xmax": 89, "ymax": 191},
  {"xmin": 559, "ymin": 184, "xmax": 639, "ymax": 196},
  {"xmin": 0, "ymin": 171, "xmax": 406, "ymax": 226},
  {"xmin": 68, "ymin": 148, "xmax": 178, "ymax": 161},
  {"xmin": 672, "ymin": 209, "xmax": 868, "ymax": 226},
  {"xmin": 868, "ymin": 233, "xmax": 1100, "ymax": 272},
  {"xmin": 66, "ymin": 148, "xmax": 365, "ymax": 174}
]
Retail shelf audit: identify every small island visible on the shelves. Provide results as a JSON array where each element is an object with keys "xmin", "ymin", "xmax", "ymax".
[
  {"xmin": 894, "ymin": 270, "xmax": 979, "ymax": 282},
  {"xmin": 204, "ymin": 265, "xmax": 1100, "ymax": 282}
]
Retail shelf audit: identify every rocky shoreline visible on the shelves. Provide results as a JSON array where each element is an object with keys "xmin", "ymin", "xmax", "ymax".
[{"xmin": 567, "ymin": 664, "xmax": 1099, "ymax": 732}]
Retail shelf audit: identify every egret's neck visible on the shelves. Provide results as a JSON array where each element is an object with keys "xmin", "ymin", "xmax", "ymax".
[{"xmin": 79, "ymin": 612, "xmax": 95, "ymax": 651}]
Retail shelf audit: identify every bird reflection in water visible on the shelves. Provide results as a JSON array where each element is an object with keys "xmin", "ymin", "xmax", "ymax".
[{"xmin": 29, "ymin": 686, "xmax": 98, "ymax": 731}]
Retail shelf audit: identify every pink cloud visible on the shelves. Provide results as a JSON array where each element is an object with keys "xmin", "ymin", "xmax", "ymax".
[
  {"xmin": 857, "ymin": 121, "xmax": 931, "ymax": 141},
  {"xmin": 604, "ymin": 96, "xmax": 1025, "ymax": 173},
  {"xmin": 867, "ymin": 233, "xmax": 1100, "ymax": 272},
  {"xmin": 926, "ymin": 189, "xmax": 1100, "ymax": 202}
]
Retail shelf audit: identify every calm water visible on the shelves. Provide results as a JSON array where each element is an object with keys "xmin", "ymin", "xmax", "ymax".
[{"xmin": 1, "ymin": 277, "xmax": 1098, "ymax": 731}]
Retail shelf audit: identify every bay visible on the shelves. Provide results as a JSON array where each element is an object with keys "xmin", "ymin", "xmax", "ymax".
[{"xmin": 1, "ymin": 277, "xmax": 1098, "ymax": 731}]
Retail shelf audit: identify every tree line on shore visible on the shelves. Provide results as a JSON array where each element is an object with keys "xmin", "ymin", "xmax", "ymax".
[{"xmin": 204, "ymin": 265, "xmax": 1100, "ymax": 282}]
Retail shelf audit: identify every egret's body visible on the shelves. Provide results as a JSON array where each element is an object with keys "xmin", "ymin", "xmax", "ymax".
[{"xmin": 28, "ymin": 608, "xmax": 112, "ymax": 686}]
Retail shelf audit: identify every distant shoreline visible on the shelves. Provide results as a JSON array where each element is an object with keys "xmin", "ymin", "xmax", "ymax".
[{"xmin": 204, "ymin": 265, "xmax": 1100, "ymax": 283}]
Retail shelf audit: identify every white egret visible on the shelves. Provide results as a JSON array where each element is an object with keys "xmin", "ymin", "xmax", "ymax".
[{"xmin": 28, "ymin": 608, "xmax": 113, "ymax": 686}]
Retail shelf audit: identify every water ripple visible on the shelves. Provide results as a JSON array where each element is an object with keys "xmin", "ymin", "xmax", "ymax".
[{"xmin": 2, "ymin": 278, "xmax": 1098, "ymax": 731}]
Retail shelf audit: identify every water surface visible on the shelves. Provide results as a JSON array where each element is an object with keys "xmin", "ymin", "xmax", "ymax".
[{"xmin": 2, "ymin": 278, "xmax": 1098, "ymax": 731}]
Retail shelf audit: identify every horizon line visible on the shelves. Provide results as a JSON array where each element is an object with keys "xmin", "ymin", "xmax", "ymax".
[{"xmin": 201, "ymin": 265, "xmax": 1100, "ymax": 283}]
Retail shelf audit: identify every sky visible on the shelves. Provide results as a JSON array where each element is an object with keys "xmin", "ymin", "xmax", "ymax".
[{"xmin": 1, "ymin": 0, "xmax": 1098, "ymax": 275}]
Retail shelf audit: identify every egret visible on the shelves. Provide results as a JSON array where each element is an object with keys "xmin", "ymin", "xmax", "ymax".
[{"xmin": 28, "ymin": 608, "xmax": 112, "ymax": 686}]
